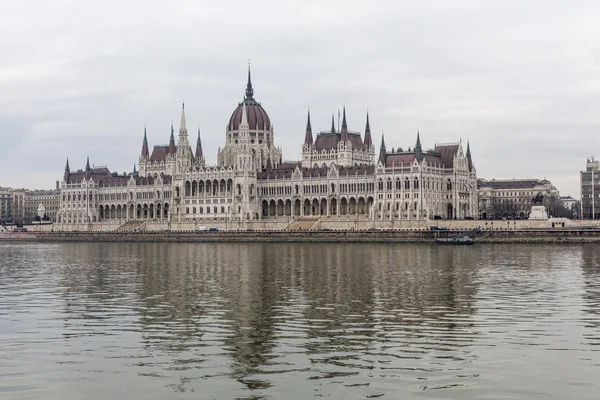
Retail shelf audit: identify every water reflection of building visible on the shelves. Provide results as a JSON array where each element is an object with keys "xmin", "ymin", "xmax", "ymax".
[
  {"xmin": 580, "ymin": 245, "xmax": 600, "ymax": 338},
  {"xmin": 57, "ymin": 242, "xmax": 483, "ymax": 394}
]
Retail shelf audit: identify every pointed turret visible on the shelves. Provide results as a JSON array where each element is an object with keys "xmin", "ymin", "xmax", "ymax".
[
  {"xmin": 168, "ymin": 123, "xmax": 176, "ymax": 154},
  {"xmin": 331, "ymin": 114, "xmax": 336, "ymax": 133},
  {"xmin": 133, "ymin": 163, "xmax": 137, "ymax": 176},
  {"xmin": 64, "ymin": 158, "xmax": 70, "ymax": 181},
  {"xmin": 363, "ymin": 112, "xmax": 372, "ymax": 149},
  {"xmin": 179, "ymin": 103, "xmax": 187, "ymax": 136},
  {"xmin": 240, "ymin": 103, "xmax": 249, "ymax": 130},
  {"xmin": 379, "ymin": 134, "xmax": 387, "ymax": 165},
  {"xmin": 84, "ymin": 156, "xmax": 91, "ymax": 179},
  {"xmin": 304, "ymin": 110, "xmax": 313, "ymax": 147},
  {"xmin": 414, "ymin": 130, "xmax": 423, "ymax": 162},
  {"xmin": 245, "ymin": 63, "xmax": 254, "ymax": 100},
  {"xmin": 466, "ymin": 141, "xmax": 473, "ymax": 171},
  {"xmin": 195, "ymin": 128, "xmax": 203, "ymax": 159},
  {"xmin": 340, "ymin": 106, "xmax": 349, "ymax": 143},
  {"xmin": 141, "ymin": 126, "xmax": 149, "ymax": 158}
]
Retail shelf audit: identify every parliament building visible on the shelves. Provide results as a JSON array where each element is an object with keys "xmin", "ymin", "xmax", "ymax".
[{"xmin": 56, "ymin": 69, "xmax": 478, "ymax": 230}]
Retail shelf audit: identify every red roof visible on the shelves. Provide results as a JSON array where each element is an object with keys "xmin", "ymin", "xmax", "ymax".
[
  {"xmin": 314, "ymin": 132, "xmax": 364, "ymax": 151},
  {"xmin": 228, "ymin": 102, "xmax": 271, "ymax": 131},
  {"xmin": 434, "ymin": 144, "xmax": 459, "ymax": 168},
  {"xmin": 150, "ymin": 146, "xmax": 173, "ymax": 162},
  {"xmin": 385, "ymin": 154, "xmax": 415, "ymax": 167}
]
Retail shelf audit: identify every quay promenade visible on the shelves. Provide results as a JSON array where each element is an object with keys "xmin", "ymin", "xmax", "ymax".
[{"xmin": 3, "ymin": 228, "xmax": 600, "ymax": 244}]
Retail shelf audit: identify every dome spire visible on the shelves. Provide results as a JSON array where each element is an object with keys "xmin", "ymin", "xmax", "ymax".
[{"xmin": 245, "ymin": 61, "xmax": 254, "ymax": 100}]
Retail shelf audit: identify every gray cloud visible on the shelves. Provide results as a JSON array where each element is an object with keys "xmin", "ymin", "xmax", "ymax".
[{"xmin": 1, "ymin": 0, "xmax": 599, "ymax": 198}]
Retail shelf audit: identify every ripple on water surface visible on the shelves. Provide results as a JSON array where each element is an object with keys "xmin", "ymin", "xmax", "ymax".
[{"xmin": 1, "ymin": 242, "xmax": 600, "ymax": 399}]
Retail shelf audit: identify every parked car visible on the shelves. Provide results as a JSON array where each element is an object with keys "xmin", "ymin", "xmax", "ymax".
[
  {"xmin": 208, "ymin": 227, "xmax": 219, "ymax": 232},
  {"xmin": 13, "ymin": 227, "xmax": 27, "ymax": 233},
  {"xmin": 430, "ymin": 226, "xmax": 441, "ymax": 231}
]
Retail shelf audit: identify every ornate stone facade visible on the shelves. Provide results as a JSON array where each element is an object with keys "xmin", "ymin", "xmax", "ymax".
[{"xmin": 56, "ymin": 69, "xmax": 478, "ymax": 229}]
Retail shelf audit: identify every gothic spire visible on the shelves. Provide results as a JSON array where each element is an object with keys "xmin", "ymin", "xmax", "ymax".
[
  {"xmin": 379, "ymin": 134, "xmax": 387, "ymax": 165},
  {"xmin": 240, "ymin": 103, "xmax": 249, "ymax": 129},
  {"xmin": 168, "ymin": 123, "xmax": 176, "ymax": 154},
  {"xmin": 245, "ymin": 63, "xmax": 254, "ymax": 100},
  {"xmin": 133, "ymin": 163, "xmax": 137, "ymax": 175},
  {"xmin": 85, "ymin": 156, "xmax": 91, "ymax": 172},
  {"xmin": 415, "ymin": 130, "xmax": 423, "ymax": 162},
  {"xmin": 340, "ymin": 106, "xmax": 349, "ymax": 143},
  {"xmin": 331, "ymin": 115, "xmax": 336, "ymax": 133},
  {"xmin": 141, "ymin": 126, "xmax": 149, "ymax": 158},
  {"xmin": 304, "ymin": 109, "xmax": 313, "ymax": 147},
  {"xmin": 179, "ymin": 103, "xmax": 187, "ymax": 136},
  {"xmin": 65, "ymin": 158, "xmax": 70, "ymax": 173},
  {"xmin": 466, "ymin": 141, "xmax": 473, "ymax": 171},
  {"xmin": 363, "ymin": 112, "xmax": 372, "ymax": 149},
  {"xmin": 196, "ymin": 128, "xmax": 203, "ymax": 159}
]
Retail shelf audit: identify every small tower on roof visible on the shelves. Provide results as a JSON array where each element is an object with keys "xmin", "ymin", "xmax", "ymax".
[
  {"xmin": 466, "ymin": 141, "xmax": 473, "ymax": 172},
  {"xmin": 168, "ymin": 123, "xmax": 176, "ymax": 155},
  {"xmin": 304, "ymin": 110, "xmax": 313, "ymax": 147},
  {"xmin": 340, "ymin": 106, "xmax": 349, "ymax": 144},
  {"xmin": 379, "ymin": 134, "xmax": 387, "ymax": 165},
  {"xmin": 196, "ymin": 128, "xmax": 205, "ymax": 166},
  {"xmin": 141, "ymin": 126, "xmax": 149, "ymax": 158},
  {"xmin": 64, "ymin": 158, "xmax": 70, "ymax": 181},
  {"xmin": 364, "ymin": 112, "xmax": 372, "ymax": 149},
  {"xmin": 414, "ymin": 130, "xmax": 423, "ymax": 162}
]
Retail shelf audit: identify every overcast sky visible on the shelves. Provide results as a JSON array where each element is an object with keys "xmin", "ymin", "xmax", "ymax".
[{"xmin": 1, "ymin": 0, "xmax": 599, "ymax": 198}]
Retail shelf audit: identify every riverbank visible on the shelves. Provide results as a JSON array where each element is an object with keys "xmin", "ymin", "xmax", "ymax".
[{"xmin": 3, "ymin": 229, "xmax": 600, "ymax": 244}]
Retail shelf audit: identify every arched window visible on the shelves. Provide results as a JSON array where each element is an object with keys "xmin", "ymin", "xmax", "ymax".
[
  {"xmin": 378, "ymin": 179, "xmax": 383, "ymax": 190},
  {"xmin": 414, "ymin": 178, "xmax": 419, "ymax": 190},
  {"xmin": 447, "ymin": 181, "xmax": 452, "ymax": 190},
  {"xmin": 405, "ymin": 179, "xmax": 410, "ymax": 190}
]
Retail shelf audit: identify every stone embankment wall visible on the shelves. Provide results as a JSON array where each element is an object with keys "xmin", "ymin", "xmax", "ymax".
[
  {"xmin": 45, "ymin": 216, "xmax": 600, "ymax": 234},
  {"xmin": 4, "ymin": 229, "xmax": 600, "ymax": 244}
]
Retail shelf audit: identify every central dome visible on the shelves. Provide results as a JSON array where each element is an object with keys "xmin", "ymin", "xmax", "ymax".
[{"xmin": 228, "ymin": 68, "xmax": 271, "ymax": 131}]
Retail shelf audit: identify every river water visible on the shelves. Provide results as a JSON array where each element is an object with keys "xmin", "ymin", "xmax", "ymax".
[{"xmin": 1, "ymin": 242, "xmax": 599, "ymax": 399}]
